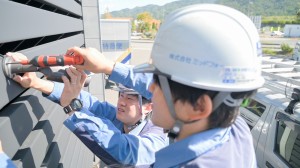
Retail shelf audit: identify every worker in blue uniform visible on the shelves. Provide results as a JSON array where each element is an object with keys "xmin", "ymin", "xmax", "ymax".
[
  {"xmin": 7, "ymin": 58, "xmax": 167, "ymax": 166},
  {"xmin": 9, "ymin": 4, "xmax": 263, "ymax": 167},
  {"xmin": 61, "ymin": 4, "xmax": 264, "ymax": 168}
]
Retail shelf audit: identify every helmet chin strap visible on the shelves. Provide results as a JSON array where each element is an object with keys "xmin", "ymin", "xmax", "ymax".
[
  {"xmin": 127, "ymin": 122, "xmax": 140, "ymax": 130},
  {"xmin": 158, "ymin": 75, "xmax": 183, "ymax": 139}
]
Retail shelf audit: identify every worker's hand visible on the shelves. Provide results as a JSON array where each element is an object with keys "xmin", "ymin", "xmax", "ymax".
[
  {"xmin": 6, "ymin": 52, "xmax": 39, "ymax": 88},
  {"xmin": 60, "ymin": 67, "xmax": 87, "ymax": 108},
  {"xmin": 66, "ymin": 47, "xmax": 115, "ymax": 75}
]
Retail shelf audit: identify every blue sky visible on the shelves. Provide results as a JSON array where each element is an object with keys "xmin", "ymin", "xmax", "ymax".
[{"xmin": 98, "ymin": 0, "xmax": 179, "ymax": 13}]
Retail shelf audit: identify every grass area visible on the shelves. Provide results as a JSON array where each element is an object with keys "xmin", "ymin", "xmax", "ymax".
[
  {"xmin": 262, "ymin": 49, "xmax": 293, "ymax": 56},
  {"xmin": 262, "ymin": 42, "xmax": 294, "ymax": 56},
  {"xmin": 263, "ymin": 49, "xmax": 277, "ymax": 55},
  {"xmin": 262, "ymin": 16, "xmax": 297, "ymax": 21},
  {"xmin": 262, "ymin": 16, "xmax": 300, "ymax": 26}
]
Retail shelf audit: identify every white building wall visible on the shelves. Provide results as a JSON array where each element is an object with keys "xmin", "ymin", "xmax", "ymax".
[{"xmin": 284, "ymin": 24, "xmax": 300, "ymax": 37}]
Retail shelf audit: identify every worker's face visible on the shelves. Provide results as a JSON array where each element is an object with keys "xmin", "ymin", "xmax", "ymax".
[
  {"xmin": 148, "ymin": 82, "xmax": 175, "ymax": 129},
  {"xmin": 116, "ymin": 93, "xmax": 143, "ymax": 125}
]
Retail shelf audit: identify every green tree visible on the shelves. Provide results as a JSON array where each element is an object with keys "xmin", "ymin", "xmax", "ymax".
[
  {"xmin": 131, "ymin": 21, "xmax": 136, "ymax": 32},
  {"xmin": 103, "ymin": 7, "xmax": 113, "ymax": 19},
  {"xmin": 144, "ymin": 22, "xmax": 150, "ymax": 32},
  {"xmin": 137, "ymin": 12, "xmax": 153, "ymax": 33},
  {"xmin": 297, "ymin": 9, "xmax": 300, "ymax": 21},
  {"xmin": 152, "ymin": 22, "xmax": 157, "ymax": 30},
  {"xmin": 137, "ymin": 12, "xmax": 153, "ymax": 22}
]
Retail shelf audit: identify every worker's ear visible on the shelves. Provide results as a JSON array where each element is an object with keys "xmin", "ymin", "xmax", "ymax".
[
  {"xmin": 148, "ymin": 83, "xmax": 155, "ymax": 92},
  {"xmin": 190, "ymin": 94, "xmax": 213, "ymax": 120},
  {"xmin": 145, "ymin": 102, "xmax": 152, "ymax": 111},
  {"xmin": 143, "ymin": 103, "xmax": 153, "ymax": 115}
]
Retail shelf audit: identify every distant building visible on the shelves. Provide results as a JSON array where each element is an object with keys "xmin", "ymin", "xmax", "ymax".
[
  {"xmin": 284, "ymin": 24, "xmax": 300, "ymax": 37},
  {"xmin": 100, "ymin": 19, "xmax": 132, "ymax": 64}
]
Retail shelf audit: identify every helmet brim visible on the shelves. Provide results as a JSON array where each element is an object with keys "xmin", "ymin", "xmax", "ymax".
[
  {"xmin": 133, "ymin": 63, "xmax": 157, "ymax": 73},
  {"xmin": 111, "ymin": 84, "xmax": 140, "ymax": 95},
  {"xmin": 133, "ymin": 63, "xmax": 265, "ymax": 92}
]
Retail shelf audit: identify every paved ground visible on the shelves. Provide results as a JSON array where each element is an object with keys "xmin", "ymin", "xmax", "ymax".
[{"xmin": 260, "ymin": 36, "xmax": 299, "ymax": 46}]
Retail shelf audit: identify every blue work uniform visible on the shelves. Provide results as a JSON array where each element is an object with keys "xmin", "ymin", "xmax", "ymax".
[
  {"xmin": 0, "ymin": 152, "xmax": 16, "ymax": 168},
  {"xmin": 109, "ymin": 62, "xmax": 257, "ymax": 168},
  {"xmin": 46, "ymin": 83, "xmax": 168, "ymax": 167}
]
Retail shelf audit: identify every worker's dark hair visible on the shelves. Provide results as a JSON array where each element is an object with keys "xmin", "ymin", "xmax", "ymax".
[
  {"xmin": 118, "ymin": 92, "xmax": 151, "ymax": 105},
  {"xmin": 209, "ymin": 90, "xmax": 256, "ymax": 128},
  {"xmin": 153, "ymin": 74, "xmax": 256, "ymax": 128},
  {"xmin": 141, "ymin": 96, "xmax": 151, "ymax": 105}
]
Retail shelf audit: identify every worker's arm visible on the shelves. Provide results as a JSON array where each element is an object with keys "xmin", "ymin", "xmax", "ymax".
[
  {"xmin": 63, "ymin": 109, "xmax": 167, "ymax": 166},
  {"xmin": 67, "ymin": 47, "xmax": 153, "ymax": 99},
  {"xmin": 46, "ymin": 82, "xmax": 119, "ymax": 121},
  {"xmin": 0, "ymin": 141, "xmax": 16, "ymax": 168},
  {"xmin": 45, "ymin": 73, "xmax": 167, "ymax": 166},
  {"xmin": 0, "ymin": 153, "xmax": 16, "ymax": 168},
  {"xmin": 108, "ymin": 62, "xmax": 153, "ymax": 100},
  {"xmin": 13, "ymin": 74, "xmax": 54, "ymax": 95},
  {"xmin": 67, "ymin": 47, "xmax": 115, "ymax": 74},
  {"xmin": 7, "ymin": 52, "xmax": 54, "ymax": 95}
]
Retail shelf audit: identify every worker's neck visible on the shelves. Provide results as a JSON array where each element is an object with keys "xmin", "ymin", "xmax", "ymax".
[
  {"xmin": 123, "ymin": 126, "xmax": 130, "ymax": 134},
  {"xmin": 176, "ymin": 119, "xmax": 209, "ymax": 141},
  {"xmin": 123, "ymin": 124, "xmax": 137, "ymax": 134}
]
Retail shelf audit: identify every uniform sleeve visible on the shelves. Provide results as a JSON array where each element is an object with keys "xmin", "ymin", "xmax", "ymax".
[
  {"xmin": 109, "ymin": 62, "xmax": 153, "ymax": 100},
  {"xmin": 64, "ymin": 110, "xmax": 167, "ymax": 166},
  {"xmin": 0, "ymin": 152, "xmax": 16, "ymax": 168},
  {"xmin": 45, "ymin": 82, "xmax": 117, "ymax": 121}
]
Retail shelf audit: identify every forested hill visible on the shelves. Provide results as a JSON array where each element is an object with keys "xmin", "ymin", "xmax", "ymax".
[{"xmin": 108, "ymin": 0, "xmax": 300, "ymax": 20}]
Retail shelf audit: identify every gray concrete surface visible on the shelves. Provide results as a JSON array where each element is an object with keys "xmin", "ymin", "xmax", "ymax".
[{"xmin": 260, "ymin": 36, "xmax": 299, "ymax": 47}]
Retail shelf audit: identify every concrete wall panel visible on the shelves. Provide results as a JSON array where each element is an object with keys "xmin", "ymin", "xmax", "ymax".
[
  {"xmin": 37, "ymin": 0, "xmax": 82, "ymax": 16},
  {"xmin": 0, "ymin": 1, "xmax": 83, "ymax": 43}
]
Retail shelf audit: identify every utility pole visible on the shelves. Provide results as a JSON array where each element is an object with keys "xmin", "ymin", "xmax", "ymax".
[
  {"xmin": 247, "ymin": 0, "xmax": 253, "ymax": 17},
  {"xmin": 162, "ymin": 7, "xmax": 165, "ymax": 20}
]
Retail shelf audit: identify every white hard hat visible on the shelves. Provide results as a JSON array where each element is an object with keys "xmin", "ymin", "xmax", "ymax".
[
  {"xmin": 112, "ymin": 84, "xmax": 144, "ymax": 111},
  {"xmin": 112, "ymin": 83, "xmax": 139, "ymax": 95},
  {"xmin": 134, "ymin": 4, "xmax": 264, "ymax": 92}
]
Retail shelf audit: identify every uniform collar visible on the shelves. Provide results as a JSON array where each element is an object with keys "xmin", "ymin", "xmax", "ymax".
[
  {"xmin": 154, "ymin": 126, "xmax": 231, "ymax": 167},
  {"xmin": 128, "ymin": 119, "xmax": 148, "ymax": 135}
]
